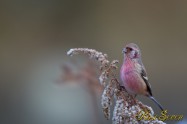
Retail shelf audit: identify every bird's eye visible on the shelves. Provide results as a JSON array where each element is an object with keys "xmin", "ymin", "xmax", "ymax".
[{"xmin": 127, "ymin": 47, "xmax": 133, "ymax": 51}]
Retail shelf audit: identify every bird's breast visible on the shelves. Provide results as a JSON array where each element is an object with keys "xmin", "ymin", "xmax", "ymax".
[{"xmin": 120, "ymin": 63, "xmax": 146, "ymax": 95}]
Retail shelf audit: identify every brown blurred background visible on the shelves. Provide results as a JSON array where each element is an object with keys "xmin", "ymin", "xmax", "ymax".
[{"xmin": 0, "ymin": 0, "xmax": 187, "ymax": 124}]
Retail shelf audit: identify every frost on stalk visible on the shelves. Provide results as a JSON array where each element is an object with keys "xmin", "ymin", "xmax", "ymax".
[
  {"xmin": 112, "ymin": 90, "xmax": 165, "ymax": 124},
  {"xmin": 99, "ymin": 60, "xmax": 119, "ymax": 86},
  {"xmin": 112, "ymin": 99, "xmax": 126, "ymax": 124},
  {"xmin": 99, "ymin": 71, "xmax": 108, "ymax": 86},
  {"xmin": 67, "ymin": 48, "xmax": 109, "ymax": 68},
  {"xmin": 101, "ymin": 81, "xmax": 114, "ymax": 119},
  {"xmin": 67, "ymin": 48, "xmax": 165, "ymax": 124}
]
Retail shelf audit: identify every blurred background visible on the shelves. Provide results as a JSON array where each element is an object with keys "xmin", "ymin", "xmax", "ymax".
[{"xmin": 0, "ymin": 0, "xmax": 187, "ymax": 124}]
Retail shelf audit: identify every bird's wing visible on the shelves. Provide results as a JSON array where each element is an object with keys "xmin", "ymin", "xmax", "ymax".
[{"xmin": 140, "ymin": 67, "xmax": 152, "ymax": 96}]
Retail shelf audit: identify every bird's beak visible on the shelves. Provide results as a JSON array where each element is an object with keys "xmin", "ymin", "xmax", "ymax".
[{"xmin": 122, "ymin": 48, "xmax": 126, "ymax": 54}]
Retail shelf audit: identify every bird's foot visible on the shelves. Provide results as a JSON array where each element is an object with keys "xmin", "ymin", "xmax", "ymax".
[{"xmin": 119, "ymin": 86, "xmax": 127, "ymax": 92}]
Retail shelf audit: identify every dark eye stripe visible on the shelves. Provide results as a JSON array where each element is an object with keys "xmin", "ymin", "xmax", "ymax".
[{"xmin": 126, "ymin": 47, "xmax": 133, "ymax": 51}]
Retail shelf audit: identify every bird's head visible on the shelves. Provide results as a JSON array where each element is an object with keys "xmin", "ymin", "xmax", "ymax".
[{"xmin": 122, "ymin": 43, "xmax": 141, "ymax": 59}]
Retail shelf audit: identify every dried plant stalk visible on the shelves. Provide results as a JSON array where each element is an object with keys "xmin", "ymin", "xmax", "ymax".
[{"xmin": 67, "ymin": 48, "xmax": 165, "ymax": 124}]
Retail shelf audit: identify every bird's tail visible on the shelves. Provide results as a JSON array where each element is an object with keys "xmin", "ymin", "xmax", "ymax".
[{"xmin": 149, "ymin": 96, "xmax": 164, "ymax": 111}]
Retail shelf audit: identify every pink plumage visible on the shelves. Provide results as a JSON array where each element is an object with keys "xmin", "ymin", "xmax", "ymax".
[{"xmin": 120, "ymin": 43, "xmax": 164, "ymax": 111}]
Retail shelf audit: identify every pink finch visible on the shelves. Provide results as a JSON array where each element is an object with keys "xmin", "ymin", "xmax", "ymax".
[{"xmin": 120, "ymin": 43, "xmax": 164, "ymax": 111}]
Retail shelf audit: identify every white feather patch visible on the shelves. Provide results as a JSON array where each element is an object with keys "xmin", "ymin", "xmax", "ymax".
[{"xmin": 143, "ymin": 76, "xmax": 148, "ymax": 81}]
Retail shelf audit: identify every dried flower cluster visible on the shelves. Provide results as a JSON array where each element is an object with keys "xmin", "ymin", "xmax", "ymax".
[{"xmin": 67, "ymin": 48, "xmax": 165, "ymax": 124}]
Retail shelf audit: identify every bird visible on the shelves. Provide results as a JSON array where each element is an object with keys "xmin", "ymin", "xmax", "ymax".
[{"xmin": 120, "ymin": 43, "xmax": 164, "ymax": 111}]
